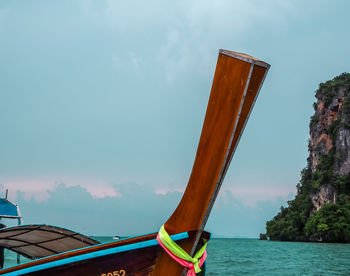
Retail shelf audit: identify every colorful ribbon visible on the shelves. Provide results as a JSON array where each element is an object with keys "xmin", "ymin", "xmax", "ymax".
[{"xmin": 156, "ymin": 225, "xmax": 207, "ymax": 276}]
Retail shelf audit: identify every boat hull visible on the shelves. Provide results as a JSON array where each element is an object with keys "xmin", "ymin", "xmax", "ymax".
[
  {"xmin": 23, "ymin": 246, "xmax": 158, "ymax": 276},
  {"xmin": 0, "ymin": 231, "xmax": 208, "ymax": 276}
]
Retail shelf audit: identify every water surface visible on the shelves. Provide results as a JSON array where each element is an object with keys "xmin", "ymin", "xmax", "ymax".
[
  {"xmin": 206, "ymin": 239, "xmax": 350, "ymax": 275},
  {"xmin": 4, "ymin": 238, "xmax": 350, "ymax": 275}
]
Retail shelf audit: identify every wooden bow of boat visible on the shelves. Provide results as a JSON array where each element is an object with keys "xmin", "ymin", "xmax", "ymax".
[
  {"xmin": 0, "ymin": 50, "xmax": 269, "ymax": 276},
  {"xmin": 153, "ymin": 50, "xmax": 270, "ymax": 275}
]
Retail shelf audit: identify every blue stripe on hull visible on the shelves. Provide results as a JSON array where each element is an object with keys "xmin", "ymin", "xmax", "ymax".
[{"xmin": 4, "ymin": 232, "xmax": 189, "ymax": 276}]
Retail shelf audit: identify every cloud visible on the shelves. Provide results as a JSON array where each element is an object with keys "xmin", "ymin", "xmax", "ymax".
[
  {"xmin": 14, "ymin": 183, "xmax": 181, "ymax": 236},
  {"xmin": 11, "ymin": 182, "xmax": 288, "ymax": 238},
  {"xmin": 0, "ymin": 177, "xmax": 120, "ymax": 201},
  {"xmin": 226, "ymin": 185, "xmax": 295, "ymax": 207}
]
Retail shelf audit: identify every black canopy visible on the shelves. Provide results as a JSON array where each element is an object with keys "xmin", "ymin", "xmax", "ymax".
[{"xmin": 0, "ymin": 225, "xmax": 100, "ymax": 259}]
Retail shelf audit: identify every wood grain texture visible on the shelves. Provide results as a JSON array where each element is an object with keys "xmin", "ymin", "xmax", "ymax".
[
  {"xmin": 153, "ymin": 52, "xmax": 269, "ymax": 276},
  {"xmin": 166, "ymin": 54, "xmax": 251, "ymax": 234},
  {"xmin": 24, "ymin": 246, "xmax": 159, "ymax": 276}
]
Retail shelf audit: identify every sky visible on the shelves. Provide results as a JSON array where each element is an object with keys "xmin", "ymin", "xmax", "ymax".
[{"xmin": 0, "ymin": 0, "xmax": 350, "ymax": 237}]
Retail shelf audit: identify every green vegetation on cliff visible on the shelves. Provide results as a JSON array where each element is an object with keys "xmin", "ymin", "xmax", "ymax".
[
  {"xmin": 305, "ymin": 195, "xmax": 350, "ymax": 242},
  {"xmin": 266, "ymin": 73, "xmax": 350, "ymax": 242},
  {"xmin": 266, "ymin": 164, "xmax": 313, "ymax": 241},
  {"xmin": 267, "ymin": 151, "xmax": 350, "ymax": 243},
  {"xmin": 317, "ymin": 73, "xmax": 350, "ymax": 107}
]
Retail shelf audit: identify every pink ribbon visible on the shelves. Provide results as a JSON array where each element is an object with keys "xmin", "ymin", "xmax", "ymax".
[{"xmin": 156, "ymin": 235, "xmax": 207, "ymax": 276}]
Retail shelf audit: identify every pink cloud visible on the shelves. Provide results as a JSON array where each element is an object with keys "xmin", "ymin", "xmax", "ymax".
[
  {"xmin": 155, "ymin": 186, "xmax": 185, "ymax": 195},
  {"xmin": 224, "ymin": 185, "xmax": 296, "ymax": 207},
  {"xmin": 0, "ymin": 176, "xmax": 120, "ymax": 201},
  {"xmin": 153, "ymin": 183, "xmax": 296, "ymax": 208}
]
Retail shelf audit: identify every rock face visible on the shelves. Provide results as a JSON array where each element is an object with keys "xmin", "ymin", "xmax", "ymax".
[
  {"xmin": 334, "ymin": 125, "xmax": 350, "ymax": 175},
  {"xmin": 310, "ymin": 184, "xmax": 337, "ymax": 213},
  {"xmin": 308, "ymin": 74, "xmax": 350, "ymax": 212},
  {"xmin": 266, "ymin": 73, "xmax": 350, "ymax": 242}
]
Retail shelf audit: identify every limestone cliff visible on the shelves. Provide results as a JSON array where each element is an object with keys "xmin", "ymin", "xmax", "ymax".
[
  {"xmin": 309, "ymin": 73, "xmax": 350, "ymax": 213},
  {"xmin": 266, "ymin": 73, "xmax": 350, "ymax": 242}
]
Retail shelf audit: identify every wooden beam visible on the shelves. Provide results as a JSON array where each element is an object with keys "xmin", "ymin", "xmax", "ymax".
[{"xmin": 153, "ymin": 50, "xmax": 270, "ymax": 275}]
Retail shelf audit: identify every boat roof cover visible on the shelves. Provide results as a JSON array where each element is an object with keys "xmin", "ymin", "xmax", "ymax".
[
  {"xmin": 0, "ymin": 199, "xmax": 20, "ymax": 218},
  {"xmin": 0, "ymin": 225, "xmax": 100, "ymax": 259}
]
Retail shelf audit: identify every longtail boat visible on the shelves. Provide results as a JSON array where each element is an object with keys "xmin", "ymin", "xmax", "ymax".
[{"xmin": 0, "ymin": 49, "xmax": 270, "ymax": 275}]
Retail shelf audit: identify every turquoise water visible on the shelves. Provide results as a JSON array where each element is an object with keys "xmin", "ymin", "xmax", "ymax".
[
  {"xmin": 4, "ymin": 239, "xmax": 350, "ymax": 275},
  {"xmin": 206, "ymin": 239, "xmax": 350, "ymax": 275}
]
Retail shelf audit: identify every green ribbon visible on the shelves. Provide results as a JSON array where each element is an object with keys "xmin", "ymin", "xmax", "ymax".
[{"xmin": 158, "ymin": 225, "xmax": 207, "ymax": 273}]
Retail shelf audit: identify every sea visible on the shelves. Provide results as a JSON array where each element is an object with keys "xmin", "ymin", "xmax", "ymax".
[{"xmin": 3, "ymin": 238, "xmax": 350, "ymax": 275}]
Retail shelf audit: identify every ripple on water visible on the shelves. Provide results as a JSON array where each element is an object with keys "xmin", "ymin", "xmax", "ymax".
[{"xmin": 205, "ymin": 239, "xmax": 350, "ymax": 275}]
